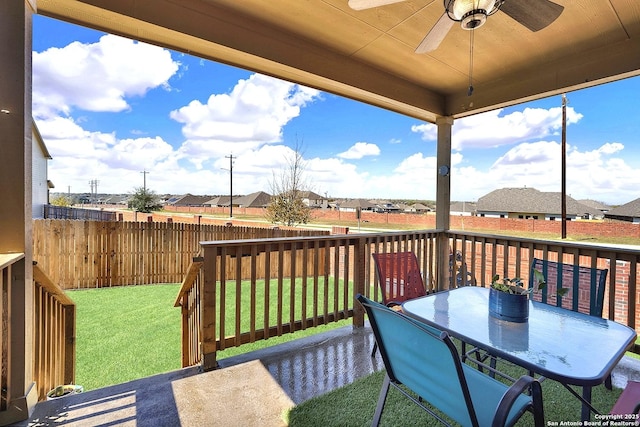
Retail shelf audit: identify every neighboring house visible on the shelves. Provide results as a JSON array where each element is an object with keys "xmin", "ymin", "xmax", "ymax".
[
  {"xmin": 476, "ymin": 188, "xmax": 601, "ymax": 220},
  {"xmin": 450, "ymin": 201, "xmax": 476, "ymax": 216},
  {"xmin": 605, "ymin": 198, "xmax": 640, "ymax": 224},
  {"xmin": 371, "ymin": 200, "xmax": 402, "ymax": 213},
  {"xmin": 166, "ymin": 194, "xmax": 212, "ymax": 207},
  {"xmin": 300, "ymin": 191, "xmax": 327, "ymax": 209},
  {"xmin": 234, "ymin": 191, "xmax": 272, "ymax": 208},
  {"xmin": 103, "ymin": 194, "xmax": 130, "ymax": 205},
  {"xmin": 337, "ymin": 199, "xmax": 377, "ymax": 212},
  {"xmin": 406, "ymin": 203, "xmax": 432, "ymax": 213},
  {"xmin": 32, "ymin": 120, "xmax": 53, "ymax": 219},
  {"xmin": 204, "ymin": 195, "xmax": 231, "ymax": 207},
  {"xmin": 578, "ymin": 199, "xmax": 610, "ymax": 218}
]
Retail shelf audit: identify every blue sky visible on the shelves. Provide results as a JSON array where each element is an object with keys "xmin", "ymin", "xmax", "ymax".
[{"xmin": 33, "ymin": 15, "xmax": 640, "ymax": 205}]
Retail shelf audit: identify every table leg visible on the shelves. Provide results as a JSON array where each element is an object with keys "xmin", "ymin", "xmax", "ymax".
[{"xmin": 582, "ymin": 386, "xmax": 592, "ymax": 421}]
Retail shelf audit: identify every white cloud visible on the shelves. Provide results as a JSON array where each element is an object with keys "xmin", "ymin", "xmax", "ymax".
[
  {"xmin": 445, "ymin": 141, "xmax": 640, "ymax": 204},
  {"xmin": 337, "ymin": 142, "xmax": 380, "ymax": 159},
  {"xmin": 411, "ymin": 107, "xmax": 583, "ymax": 151},
  {"xmin": 170, "ymin": 74, "xmax": 320, "ymax": 143},
  {"xmin": 33, "ymin": 34, "xmax": 180, "ymax": 118}
]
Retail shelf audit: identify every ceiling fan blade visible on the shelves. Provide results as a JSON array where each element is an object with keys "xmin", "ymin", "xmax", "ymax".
[
  {"xmin": 415, "ymin": 12, "xmax": 455, "ymax": 54},
  {"xmin": 500, "ymin": 0, "xmax": 564, "ymax": 32},
  {"xmin": 348, "ymin": 0, "xmax": 407, "ymax": 11}
]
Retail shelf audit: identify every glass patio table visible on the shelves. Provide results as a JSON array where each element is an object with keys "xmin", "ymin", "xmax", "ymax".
[{"xmin": 402, "ymin": 286, "xmax": 637, "ymax": 421}]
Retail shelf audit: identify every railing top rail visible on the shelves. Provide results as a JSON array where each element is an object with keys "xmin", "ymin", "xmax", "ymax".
[
  {"xmin": 199, "ymin": 228, "xmax": 443, "ymax": 248},
  {"xmin": 33, "ymin": 262, "xmax": 75, "ymax": 306},
  {"xmin": 447, "ymin": 230, "xmax": 640, "ymax": 255},
  {"xmin": 174, "ymin": 256, "xmax": 204, "ymax": 307},
  {"xmin": 0, "ymin": 252, "xmax": 25, "ymax": 270}
]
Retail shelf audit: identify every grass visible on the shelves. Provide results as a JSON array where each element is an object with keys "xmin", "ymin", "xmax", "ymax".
[
  {"xmin": 288, "ymin": 352, "xmax": 623, "ymax": 426},
  {"xmin": 68, "ymin": 284, "xmax": 183, "ymax": 391},
  {"xmin": 68, "ymin": 282, "xmax": 352, "ymax": 391}
]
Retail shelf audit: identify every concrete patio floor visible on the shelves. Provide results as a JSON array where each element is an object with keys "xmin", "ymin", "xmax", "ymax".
[
  {"xmin": 11, "ymin": 323, "xmax": 640, "ymax": 426},
  {"xmin": 13, "ymin": 324, "xmax": 383, "ymax": 427}
]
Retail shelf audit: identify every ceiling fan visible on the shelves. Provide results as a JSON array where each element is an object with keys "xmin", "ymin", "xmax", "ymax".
[{"xmin": 348, "ymin": 0, "xmax": 564, "ymax": 53}]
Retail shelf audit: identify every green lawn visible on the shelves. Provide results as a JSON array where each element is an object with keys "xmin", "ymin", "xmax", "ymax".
[
  {"xmin": 68, "ymin": 284, "xmax": 183, "ymax": 391},
  {"xmin": 68, "ymin": 283, "xmax": 351, "ymax": 391},
  {"xmin": 288, "ymin": 353, "xmax": 623, "ymax": 426}
]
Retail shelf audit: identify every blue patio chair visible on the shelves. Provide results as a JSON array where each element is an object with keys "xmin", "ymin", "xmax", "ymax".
[
  {"xmin": 529, "ymin": 258, "xmax": 608, "ymax": 317},
  {"xmin": 357, "ymin": 294, "xmax": 544, "ymax": 427},
  {"xmin": 529, "ymin": 257, "xmax": 611, "ymax": 388}
]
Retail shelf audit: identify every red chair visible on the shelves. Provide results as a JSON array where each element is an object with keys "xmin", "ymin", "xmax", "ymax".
[{"xmin": 370, "ymin": 251, "xmax": 428, "ymax": 356}]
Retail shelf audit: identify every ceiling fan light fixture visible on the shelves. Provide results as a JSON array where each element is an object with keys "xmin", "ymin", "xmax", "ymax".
[
  {"xmin": 461, "ymin": 11, "xmax": 487, "ymax": 29},
  {"xmin": 445, "ymin": 0, "xmax": 502, "ymax": 29}
]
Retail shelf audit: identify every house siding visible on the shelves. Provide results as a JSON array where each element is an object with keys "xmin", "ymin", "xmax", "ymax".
[{"xmin": 32, "ymin": 128, "xmax": 49, "ymax": 219}]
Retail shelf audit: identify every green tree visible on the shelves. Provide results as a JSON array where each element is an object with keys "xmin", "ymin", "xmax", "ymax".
[
  {"xmin": 265, "ymin": 144, "xmax": 312, "ymax": 227},
  {"xmin": 128, "ymin": 187, "xmax": 162, "ymax": 213},
  {"xmin": 50, "ymin": 194, "xmax": 72, "ymax": 207}
]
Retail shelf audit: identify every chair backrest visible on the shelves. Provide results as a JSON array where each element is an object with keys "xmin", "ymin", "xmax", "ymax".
[
  {"xmin": 357, "ymin": 294, "xmax": 481, "ymax": 426},
  {"xmin": 529, "ymin": 258, "xmax": 608, "ymax": 317},
  {"xmin": 371, "ymin": 252, "xmax": 427, "ymax": 305}
]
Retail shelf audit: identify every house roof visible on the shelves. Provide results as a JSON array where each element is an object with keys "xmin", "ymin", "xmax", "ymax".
[
  {"xmin": 168, "ymin": 194, "xmax": 212, "ymax": 206},
  {"xmin": 578, "ymin": 199, "xmax": 610, "ymax": 211},
  {"xmin": 32, "ymin": 119, "xmax": 52, "ymax": 159},
  {"xmin": 234, "ymin": 191, "xmax": 272, "ymax": 208},
  {"xmin": 410, "ymin": 203, "xmax": 432, "ymax": 211},
  {"xmin": 38, "ymin": 1, "xmax": 640, "ymax": 124},
  {"xmin": 300, "ymin": 191, "xmax": 325, "ymax": 200},
  {"xmin": 476, "ymin": 188, "xmax": 601, "ymax": 217},
  {"xmin": 205, "ymin": 195, "xmax": 231, "ymax": 206},
  {"xmin": 450, "ymin": 201, "xmax": 476, "ymax": 213},
  {"xmin": 339, "ymin": 199, "xmax": 377, "ymax": 209},
  {"xmin": 605, "ymin": 198, "xmax": 640, "ymax": 218}
]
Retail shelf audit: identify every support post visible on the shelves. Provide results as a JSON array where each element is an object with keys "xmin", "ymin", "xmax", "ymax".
[
  {"xmin": 0, "ymin": 1, "xmax": 38, "ymax": 423},
  {"xmin": 435, "ymin": 116, "xmax": 453, "ymax": 291}
]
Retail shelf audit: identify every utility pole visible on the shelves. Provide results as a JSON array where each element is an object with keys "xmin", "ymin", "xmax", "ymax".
[
  {"xmin": 89, "ymin": 179, "xmax": 99, "ymax": 205},
  {"xmin": 141, "ymin": 170, "xmax": 149, "ymax": 193},
  {"xmin": 561, "ymin": 93, "xmax": 567, "ymax": 239},
  {"xmin": 225, "ymin": 154, "xmax": 235, "ymax": 218}
]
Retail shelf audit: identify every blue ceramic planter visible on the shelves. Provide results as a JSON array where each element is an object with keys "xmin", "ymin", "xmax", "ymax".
[{"xmin": 489, "ymin": 287, "xmax": 529, "ymax": 323}]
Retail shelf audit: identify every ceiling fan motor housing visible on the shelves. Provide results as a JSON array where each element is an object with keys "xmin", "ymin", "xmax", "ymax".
[{"xmin": 446, "ymin": 0, "xmax": 503, "ymax": 29}]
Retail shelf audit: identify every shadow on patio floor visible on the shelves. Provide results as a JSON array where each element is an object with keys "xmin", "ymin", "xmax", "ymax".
[{"xmin": 13, "ymin": 324, "xmax": 383, "ymax": 426}]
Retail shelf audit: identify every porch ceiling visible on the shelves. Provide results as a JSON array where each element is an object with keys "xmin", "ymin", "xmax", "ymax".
[{"xmin": 36, "ymin": 0, "xmax": 640, "ymax": 123}]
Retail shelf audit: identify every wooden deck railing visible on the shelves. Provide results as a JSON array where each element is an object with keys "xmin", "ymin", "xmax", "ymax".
[
  {"xmin": 32, "ymin": 262, "xmax": 76, "ymax": 400},
  {"xmin": 174, "ymin": 256, "xmax": 204, "ymax": 368},
  {"xmin": 178, "ymin": 230, "xmax": 640, "ymax": 369},
  {"xmin": 177, "ymin": 231, "xmax": 439, "ymax": 369}
]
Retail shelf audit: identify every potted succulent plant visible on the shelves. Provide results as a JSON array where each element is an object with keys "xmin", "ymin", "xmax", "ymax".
[
  {"xmin": 489, "ymin": 270, "xmax": 565, "ymax": 323},
  {"xmin": 46, "ymin": 384, "xmax": 83, "ymax": 400}
]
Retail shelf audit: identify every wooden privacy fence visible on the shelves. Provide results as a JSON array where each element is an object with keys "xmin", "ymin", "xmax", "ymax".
[{"xmin": 33, "ymin": 219, "xmax": 329, "ymax": 289}]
